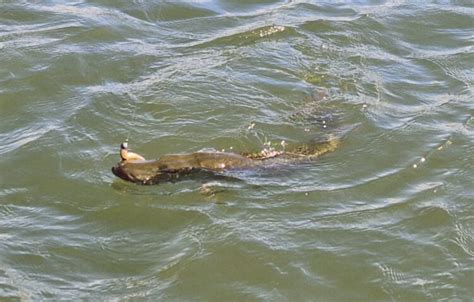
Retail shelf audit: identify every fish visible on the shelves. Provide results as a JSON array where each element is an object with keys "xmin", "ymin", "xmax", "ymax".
[{"xmin": 112, "ymin": 137, "xmax": 340, "ymax": 185}]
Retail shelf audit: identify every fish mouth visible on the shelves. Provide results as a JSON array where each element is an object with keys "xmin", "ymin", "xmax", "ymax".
[
  {"xmin": 112, "ymin": 164, "xmax": 165, "ymax": 185},
  {"xmin": 111, "ymin": 164, "xmax": 135, "ymax": 183}
]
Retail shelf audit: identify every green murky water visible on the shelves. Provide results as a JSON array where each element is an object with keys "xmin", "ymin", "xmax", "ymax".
[{"xmin": 1, "ymin": 1, "xmax": 473, "ymax": 300}]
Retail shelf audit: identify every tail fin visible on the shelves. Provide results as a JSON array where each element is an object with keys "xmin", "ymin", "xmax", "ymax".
[{"xmin": 288, "ymin": 135, "xmax": 340, "ymax": 159}]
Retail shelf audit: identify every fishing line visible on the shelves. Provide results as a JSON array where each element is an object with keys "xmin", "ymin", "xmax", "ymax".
[
  {"xmin": 103, "ymin": 91, "xmax": 140, "ymax": 160},
  {"xmin": 125, "ymin": 91, "xmax": 140, "ymax": 143}
]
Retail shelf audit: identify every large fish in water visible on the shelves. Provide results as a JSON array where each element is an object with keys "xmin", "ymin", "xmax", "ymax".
[{"xmin": 112, "ymin": 137, "xmax": 340, "ymax": 185}]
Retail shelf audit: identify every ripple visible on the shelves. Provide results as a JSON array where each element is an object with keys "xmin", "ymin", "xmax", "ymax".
[
  {"xmin": 28, "ymin": 2, "xmax": 156, "ymax": 28},
  {"xmin": 127, "ymin": 1, "xmax": 220, "ymax": 22},
  {"xmin": 453, "ymin": 222, "xmax": 474, "ymax": 257},
  {"xmin": 0, "ymin": 125, "xmax": 56, "ymax": 155},
  {"xmin": 377, "ymin": 263, "xmax": 407, "ymax": 283},
  {"xmin": 185, "ymin": 24, "xmax": 290, "ymax": 49}
]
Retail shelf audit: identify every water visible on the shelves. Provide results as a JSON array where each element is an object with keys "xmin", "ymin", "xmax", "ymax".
[{"xmin": 1, "ymin": 1, "xmax": 473, "ymax": 300}]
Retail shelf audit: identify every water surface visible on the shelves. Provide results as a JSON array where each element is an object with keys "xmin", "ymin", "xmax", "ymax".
[{"xmin": 1, "ymin": 1, "xmax": 473, "ymax": 301}]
